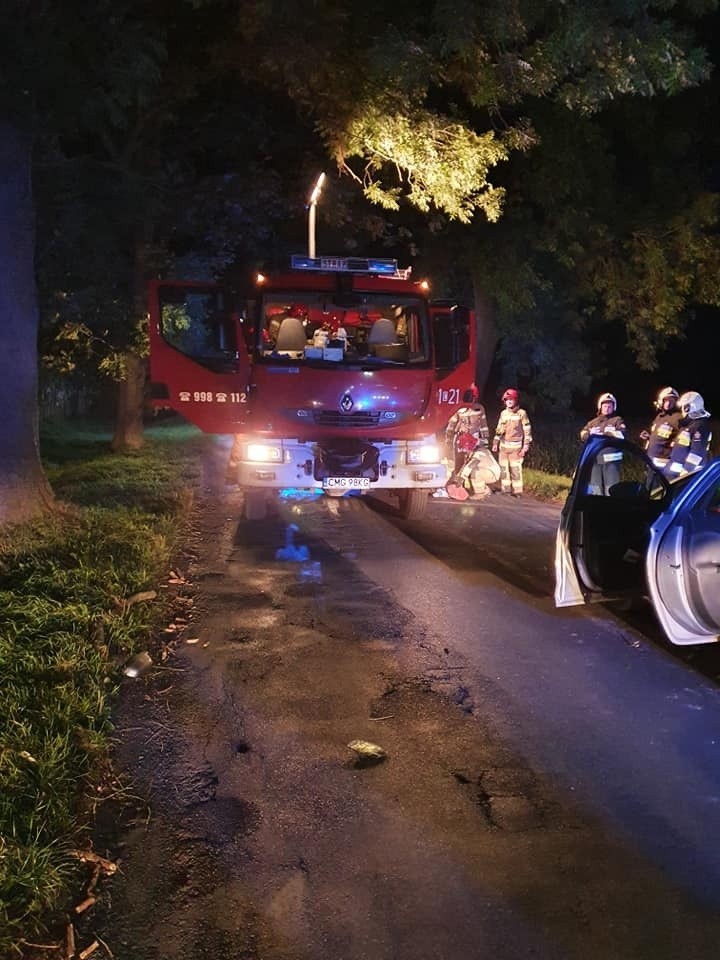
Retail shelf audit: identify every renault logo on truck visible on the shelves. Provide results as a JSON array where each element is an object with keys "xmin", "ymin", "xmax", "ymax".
[{"xmin": 340, "ymin": 393, "xmax": 354, "ymax": 413}]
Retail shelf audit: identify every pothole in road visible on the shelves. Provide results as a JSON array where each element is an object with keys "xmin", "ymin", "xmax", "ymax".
[
  {"xmin": 174, "ymin": 762, "xmax": 219, "ymax": 808},
  {"xmin": 453, "ymin": 767, "xmax": 548, "ymax": 831},
  {"xmin": 178, "ymin": 796, "xmax": 262, "ymax": 846}
]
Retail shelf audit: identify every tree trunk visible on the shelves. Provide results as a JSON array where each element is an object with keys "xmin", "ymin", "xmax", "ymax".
[
  {"xmin": 111, "ymin": 350, "xmax": 146, "ymax": 451},
  {"xmin": 111, "ymin": 232, "xmax": 150, "ymax": 452},
  {"xmin": 472, "ymin": 274, "xmax": 499, "ymax": 397},
  {"xmin": 0, "ymin": 121, "xmax": 54, "ymax": 525}
]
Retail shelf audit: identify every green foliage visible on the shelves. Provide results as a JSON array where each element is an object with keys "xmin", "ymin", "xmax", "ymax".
[
  {"xmin": 0, "ymin": 420, "xmax": 200, "ymax": 953},
  {"xmin": 242, "ymin": 0, "xmax": 714, "ymax": 224},
  {"xmin": 341, "ymin": 106, "xmax": 508, "ymax": 223},
  {"xmin": 595, "ymin": 193, "xmax": 720, "ymax": 367}
]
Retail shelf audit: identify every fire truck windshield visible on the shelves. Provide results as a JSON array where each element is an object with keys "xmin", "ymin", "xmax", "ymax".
[{"xmin": 258, "ymin": 293, "xmax": 429, "ymax": 367}]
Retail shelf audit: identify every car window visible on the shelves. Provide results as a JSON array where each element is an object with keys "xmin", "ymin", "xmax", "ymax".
[
  {"xmin": 707, "ymin": 481, "xmax": 720, "ymax": 514},
  {"xmin": 582, "ymin": 440, "xmax": 666, "ymax": 502}
]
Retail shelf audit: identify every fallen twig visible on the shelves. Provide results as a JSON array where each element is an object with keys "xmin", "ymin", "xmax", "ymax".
[
  {"xmin": 73, "ymin": 850, "xmax": 117, "ymax": 876},
  {"xmin": 66, "ymin": 921, "xmax": 76, "ymax": 959},
  {"xmin": 87, "ymin": 864, "xmax": 101, "ymax": 896},
  {"xmin": 74, "ymin": 896, "xmax": 97, "ymax": 914},
  {"xmin": 125, "ymin": 590, "xmax": 157, "ymax": 608},
  {"xmin": 96, "ymin": 935, "xmax": 114, "ymax": 959}
]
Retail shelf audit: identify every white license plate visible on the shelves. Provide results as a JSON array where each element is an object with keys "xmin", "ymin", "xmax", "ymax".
[{"xmin": 322, "ymin": 477, "xmax": 371, "ymax": 489}]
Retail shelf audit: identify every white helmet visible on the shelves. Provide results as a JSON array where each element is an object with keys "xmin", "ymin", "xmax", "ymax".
[
  {"xmin": 678, "ymin": 391, "xmax": 710, "ymax": 419},
  {"xmin": 655, "ymin": 386, "xmax": 679, "ymax": 410},
  {"xmin": 597, "ymin": 392, "xmax": 617, "ymax": 412}
]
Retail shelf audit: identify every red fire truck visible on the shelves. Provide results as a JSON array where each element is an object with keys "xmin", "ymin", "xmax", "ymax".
[{"xmin": 149, "ymin": 254, "xmax": 477, "ymax": 519}]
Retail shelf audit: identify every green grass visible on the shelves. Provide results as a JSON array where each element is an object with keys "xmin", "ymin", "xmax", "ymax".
[
  {"xmin": 0, "ymin": 418, "xmax": 203, "ymax": 955},
  {"xmin": 522, "ymin": 468, "xmax": 573, "ymax": 502}
]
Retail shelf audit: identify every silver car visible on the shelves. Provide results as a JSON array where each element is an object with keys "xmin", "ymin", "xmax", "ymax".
[{"xmin": 555, "ymin": 435, "xmax": 720, "ymax": 645}]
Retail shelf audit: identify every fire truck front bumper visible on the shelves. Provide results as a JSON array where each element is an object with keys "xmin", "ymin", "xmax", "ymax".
[{"xmin": 234, "ymin": 439, "xmax": 449, "ymax": 491}]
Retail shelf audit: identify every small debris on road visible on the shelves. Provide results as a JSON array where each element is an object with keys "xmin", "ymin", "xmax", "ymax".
[
  {"xmin": 348, "ymin": 739, "xmax": 386, "ymax": 759},
  {"xmin": 65, "ymin": 921, "xmax": 75, "ymax": 959},
  {"xmin": 74, "ymin": 895, "xmax": 97, "ymax": 915},
  {"xmin": 123, "ymin": 651, "xmax": 153, "ymax": 678},
  {"xmin": 73, "ymin": 850, "xmax": 118, "ymax": 877},
  {"xmin": 124, "ymin": 590, "xmax": 157, "ymax": 609}
]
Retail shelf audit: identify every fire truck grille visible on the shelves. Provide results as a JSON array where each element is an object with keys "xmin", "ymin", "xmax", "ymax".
[{"xmin": 313, "ymin": 411, "xmax": 382, "ymax": 428}]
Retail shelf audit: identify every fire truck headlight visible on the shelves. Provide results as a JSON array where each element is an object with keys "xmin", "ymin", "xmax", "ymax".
[
  {"xmin": 247, "ymin": 443, "xmax": 283, "ymax": 463},
  {"xmin": 407, "ymin": 444, "xmax": 440, "ymax": 465}
]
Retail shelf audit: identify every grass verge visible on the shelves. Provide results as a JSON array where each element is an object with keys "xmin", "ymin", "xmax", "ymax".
[
  {"xmin": 0, "ymin": 418, "xmax": 204, "ymax": 956},
  {"xmin": 522, "ymin": 468, "xmax": 572, "ymax": 502}
]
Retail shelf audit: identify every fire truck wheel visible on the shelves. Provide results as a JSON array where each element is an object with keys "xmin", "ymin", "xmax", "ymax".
[
  {"xmin": 400, "ymin": 489, "xmax": 428, "ymax": 520},
  {"xmin": 244, "ymin": 491, "xmax": 268, "ymax": 521}
]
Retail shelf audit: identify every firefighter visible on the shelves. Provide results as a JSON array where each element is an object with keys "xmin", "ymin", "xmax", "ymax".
[
  {"xmin": 442, "ymin": 392, "xmax": 499, "ymax": 500},
  {"xmin": 492, "ymin": 388, "xmax": 532, "ymax": 497},
  {"xmin": 639, "ymin": 387, "xmax": 682, "ymax": 472},
  {"xmin": 579, "ymin": 392, "xmax": 626, "ymax": 495},
  {"xmin": 664, "ymin": 391, "xmax": 713, "ymax": 480}
]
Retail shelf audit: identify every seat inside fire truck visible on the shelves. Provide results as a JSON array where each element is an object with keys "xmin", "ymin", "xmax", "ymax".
[
  {"xmin": 367, "ymin": 317, "xmax": 396, "ymax": 345},
  {"xmin": 274, "ymin": 316, "xmax": 307, "ymax": 355}
]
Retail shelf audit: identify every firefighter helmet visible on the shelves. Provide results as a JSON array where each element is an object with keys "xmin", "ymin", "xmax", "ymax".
[
  {"xmin": 597, "ymin": 392, "xmax": 617, "ymax": 412},
  {"xmin": 678, "ymin": 391, "xmax": 709, "ymax": 419},
  {"xmin": 502, "ymin": 388, "xmax": 519, "ymax": 403},
  {"xmin": 655, "ymin": 386, "xmax": 679, "ymax": 410}
]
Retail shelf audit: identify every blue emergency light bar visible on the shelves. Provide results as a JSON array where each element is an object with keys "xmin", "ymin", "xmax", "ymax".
[{"xmin": 291, "ymin": 255, "xmax": 410, "ymax": 278}]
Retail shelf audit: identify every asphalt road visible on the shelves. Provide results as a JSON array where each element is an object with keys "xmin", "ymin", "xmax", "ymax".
[{"xmin": 80, "ymin": 467, "xmax": 720, "ymax": 960}]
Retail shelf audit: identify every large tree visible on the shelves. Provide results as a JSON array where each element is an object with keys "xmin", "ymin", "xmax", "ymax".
[
  {"xmin": 235, "ymin": 0, "xmax": 718, "ymax": 397},
  {"xmin": 0, "ymin": 0, "xmax": 171, "ymax": 521},
  {"xmin": 0, "ymin": 125, "xmax": 54, "ymax": 522},
  {"xmin": 35, "ymin": 4, "xmax": 322, "ymax": 452}
]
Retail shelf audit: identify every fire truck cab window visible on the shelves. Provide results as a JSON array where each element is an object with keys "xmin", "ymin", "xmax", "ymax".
[
  {"xmin": 259, "ymin": 294, "xmax": 429, "ymax": 366},
  {"xmin": 160, "ymin": 290, "xmax": 237, "ymax": 372}
]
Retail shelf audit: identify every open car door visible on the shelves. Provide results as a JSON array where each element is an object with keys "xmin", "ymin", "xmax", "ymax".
[
  {"xmin": 148, "ymin": 281, "xmax": 252, "ymax": 434},
  {"xmin": 556, "ymin": 438, "xmax": 720, "ymax": 646},
  {"xmin": 555, "ymin": 436, "xmax": 670, "ymax": 607},
  {"xmin": 645, "ymin": 459, "xmax": 720, "ymax": 645}
]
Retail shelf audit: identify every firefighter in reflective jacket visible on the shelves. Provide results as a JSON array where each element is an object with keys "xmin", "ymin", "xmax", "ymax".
[
  {"xmin": 579, "ymin": 392, "xmax": 626, "ymax": 495},
  {"xmin": 492, "ymin": 388, "xmax": 532, "ymax": 496},
  {"xmin": 664, "ymin": 391, "xmax": 713, "ymax": 480},
  {"xmin": 444, "ymin": 395, "xmax": 500, "ymax": 500},
  {"xmin": 640, "ymin": 386, "xmax": 682, "ymax": 472}
]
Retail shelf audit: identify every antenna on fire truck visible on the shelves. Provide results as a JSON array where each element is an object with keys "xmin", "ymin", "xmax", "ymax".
[{"xmin": 307, "ymin": 172, "xmax": 326, "ymax": 259}]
